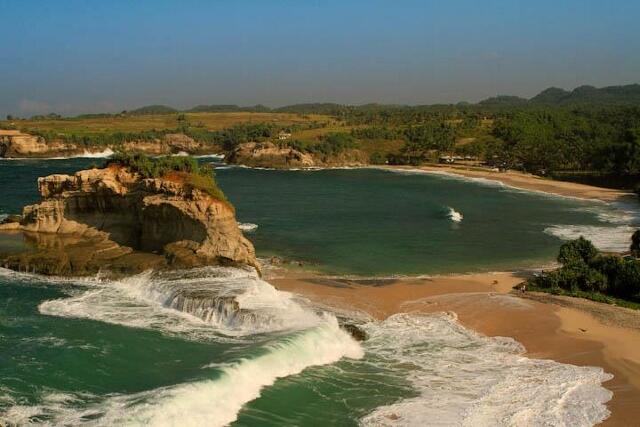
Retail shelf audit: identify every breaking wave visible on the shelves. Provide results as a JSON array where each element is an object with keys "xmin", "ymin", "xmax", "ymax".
[
  {"xmin": 1, "ymin": 268, "xmax": 614, "ymax": 426},
  {"xmin": 238, "ymin": 222, "xmax": 258, "ymax": 232},
  {"xmin": 38, "ymin": 266, "xmax": 326, "ymax": 339},
  {"xmin": 544, "ymin": 224, "xmax": 634, "ymax": 252},
  {"xmin": 76, "ymin": 148, "xmax": 115, "ymax": 158},
  {"xmin": 1, "ymin": 318, "xmax": 362, "ymax": 427},
  {"xmin": 545, "ymin": 201, "xmax": 639, "ymax": 252},
  {"xmin": 360, "ymin": 313, "xmax": 612, "ymax": 426},
  {"xmin": 447, "ymin": 207, "xmax": 463, "ymax": 223},
  {"xmin": 3, "ymin": 266, "xmax": 363, "ymax": 426}
]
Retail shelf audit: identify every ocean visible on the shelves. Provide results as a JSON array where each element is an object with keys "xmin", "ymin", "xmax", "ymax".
[{"xmin": 0, "ymin": 157, "xmax": 632, "ymax": 426}]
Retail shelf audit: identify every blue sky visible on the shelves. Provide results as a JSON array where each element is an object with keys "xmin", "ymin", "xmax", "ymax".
[{"xmin": 1, "ymin": 0, "xmax": 639, "ymax": 116}]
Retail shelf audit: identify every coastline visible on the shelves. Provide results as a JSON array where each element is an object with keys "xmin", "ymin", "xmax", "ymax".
[
  {"xmin": 379, "ymin": 164, "xmax": 634, "ymax": 203},
  {"xmin": 268, "ymin": 268, "xmax": 640, "ymax": 426}
]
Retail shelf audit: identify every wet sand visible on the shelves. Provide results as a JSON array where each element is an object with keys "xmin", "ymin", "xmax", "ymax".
[
  {"xmin": 381, "ymin": 164, "xmax": 633, "ymax": 203},
  {"xmin": 269, "ymin": 270, "xmax": 640, "ymax": 426}
]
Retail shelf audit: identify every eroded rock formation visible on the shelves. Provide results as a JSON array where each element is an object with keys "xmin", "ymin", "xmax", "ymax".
[
  {"xmin": 0, "ymin": 130, "xmax": 72, "ymax": 158},
  {"xmin": 0, "ymin": 130, "xmax": 215, "ymax": 158},
  {"xmin": 227, "ymin": 141, "xmax": 368, "ymax": 168},
  {"xmin": 0, "ymin": 165, "xmax": 258, "ymax": 276}
]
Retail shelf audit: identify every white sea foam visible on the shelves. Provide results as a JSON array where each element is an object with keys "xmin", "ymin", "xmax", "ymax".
[
  {"xmin": 379, "ymin": 166, "xmax": 625, "ymax": 202},
  {"xmin": 544, "ymin": 224, "xmax": 634, "ymax": 253},
  {"xmin": 543, "ymin": 197, "xmax": 639, "ymax": 253},
  {"xmin": 360, "ymin": 313, "xmax": 612, "ymax": 427},
  {"xmin": 38, "ymin": 266, "xmax": 323, "ymax": 339},
  {"xmin": 37, "ymin": 148, "xmax": 115, "ymax": 160},
  {"xmin": 194, "ymin": 153, "xmax": 225, "ymax": 159},
  {"xmin": 76, "ymin": 148, "xmax": 115, "ymax": 158},
  {"xmin": 238, "ymin": 222, "xmax": 258, "ymax": 232},
  {"xmin": 447, "ymin": 207, "xmax": 463, "ymax": 223}
]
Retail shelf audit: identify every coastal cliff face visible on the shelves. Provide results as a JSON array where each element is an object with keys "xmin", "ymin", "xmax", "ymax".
[
  {"xmin": 0, "ymin": 166, "xmax": 258, "ymax": 275},
  {"xmin": 227, "ymin": 142, "xmax": 369, "ymax": 168},
  {"xmin": 0, "ymin": 130, "xmax": 214, "ymax": 158},
  {"xmin": 0, "ymin": 131, "xmax": 72, "ymax": 158}
]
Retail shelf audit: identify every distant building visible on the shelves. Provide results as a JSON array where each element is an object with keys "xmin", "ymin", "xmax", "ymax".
[
  {"xmin": 439, "ymin": 155, "xmax": 455, "ymax": 164},
  {"xmin": 278, "ymin": 131, "xmax": 292, "ymax": 140}
]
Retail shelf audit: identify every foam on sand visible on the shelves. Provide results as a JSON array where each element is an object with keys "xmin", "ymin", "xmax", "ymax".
[{"xmin": 360, "ymin": 313, "xmax": 613, "ymax": 426}]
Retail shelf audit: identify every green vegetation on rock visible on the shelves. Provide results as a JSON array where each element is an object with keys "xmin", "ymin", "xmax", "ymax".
[{"xmin": 106, "ymin": 152, "xmax": 227, "ymax": 201}]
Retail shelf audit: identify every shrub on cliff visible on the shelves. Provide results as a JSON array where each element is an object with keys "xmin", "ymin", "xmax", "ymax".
[{"xmin": 106, "ymin": 152, "xmax": 227, "ymax": 201}]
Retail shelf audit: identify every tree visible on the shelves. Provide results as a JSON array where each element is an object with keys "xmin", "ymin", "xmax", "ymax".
[
  {"xmin": 401, "ymin": 122, "xmax": 455, "ymax": 162},
  {"xmin": 631, "ymin": 230, "xmax": 640, "ymax": 257},
  {"xmin": 557, "ymin": 236, "xmax": 599, "ymax": 265}
]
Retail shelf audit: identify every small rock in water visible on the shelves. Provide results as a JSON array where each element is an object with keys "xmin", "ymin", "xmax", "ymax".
[{"xmin": 341, "ymin": 323, "xmax": 368, "ymax": 341}]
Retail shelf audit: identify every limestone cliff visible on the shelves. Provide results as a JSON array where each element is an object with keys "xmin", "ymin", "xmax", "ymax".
[
  {"xmin": 227, "ymin": 141, "xmax": 369, "ymax": 168},
  {"xmin": 0, "ymin": 130, "xmax": 215, "ymax": 158},
  {"xmin": 0, "ymin": 131, "xmax": 73, "ymax": 158},
  {"xmin": 0, "ymin": 166, "xmax": 258, "ymax": 275}
]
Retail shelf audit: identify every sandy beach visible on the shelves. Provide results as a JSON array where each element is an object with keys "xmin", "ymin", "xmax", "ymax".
[
  {"xmin": 269, "ymin": 269, "xmax": 640, "ymax": 426},
  {"xmin": 381, "ymin": 164, "xmax": 634, "ymax": 203}
]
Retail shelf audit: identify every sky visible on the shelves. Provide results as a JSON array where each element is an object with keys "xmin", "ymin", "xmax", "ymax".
[{"xmin": 1, "ymin": 0, "xmax": 639, "ymax": 117}]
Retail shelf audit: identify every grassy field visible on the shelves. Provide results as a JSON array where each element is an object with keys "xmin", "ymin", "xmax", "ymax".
[{"xmin": 1, "ymin": 112, "xmax": 333, "ymax": 135}]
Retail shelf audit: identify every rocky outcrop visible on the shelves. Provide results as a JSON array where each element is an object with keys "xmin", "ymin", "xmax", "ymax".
[
  {"xmin": 121, "ymin": 133, "xmax": 207, "ymax": 155},
  {"xmin": 0, "ymin": 166, "xmax": 258, "ymax": 276},
  {"xmin": 0, "ymin": 130, "xmax": 217, "ymax": 158},
  {"xmin": 227, "ymin": 141, "xmax": 368, "ymax": 168},
  {"xmin": 0, "ymin": 131, "xmax": 75, "ymax": 158}
]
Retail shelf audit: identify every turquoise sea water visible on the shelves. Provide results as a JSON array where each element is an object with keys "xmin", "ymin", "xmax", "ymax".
[
  {"xmin": 0, "ymin": 158, "xmax": 632, "ymax": 425},
  {"xmin": 1, "ymin": 158, "xmax": 635, "ymax": 275}
]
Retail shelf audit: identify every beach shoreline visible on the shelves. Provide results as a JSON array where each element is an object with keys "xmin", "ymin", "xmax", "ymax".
[
  {"xmin": 379, "ymin": 164, "xmax": 634, "ymax": 203},
  {"xmin": 268, "ymin": 268, "xmax": 640, "ymax": 426}
]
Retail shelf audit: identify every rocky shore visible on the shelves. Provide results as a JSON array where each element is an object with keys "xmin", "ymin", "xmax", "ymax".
[
  {"xmin": 0, "ymin": 130, "xmax": 217, "ymax": 158},
  {"xmin": 226, "ymin": 141, "xmax": 369, "ymax": 168},
  {"xmin": 0, "ymin": 165, "xmax": 258, "ymax": 276}
]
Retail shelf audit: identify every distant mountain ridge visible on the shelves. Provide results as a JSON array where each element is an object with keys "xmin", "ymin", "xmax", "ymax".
[
  {"xmin": 481, "ymin": 83, "xmax": 640, "ymax": 106},
  {"xmin": 129, "ymin": 105, "xmax": 177, "ymax": 115},
  {"xmin": 27, "ymin": 83, "xmax": 640, "ymax": 119},
  {"xmin": 187, "ymin": 104, "xmax": 270, "ymax": 113}
]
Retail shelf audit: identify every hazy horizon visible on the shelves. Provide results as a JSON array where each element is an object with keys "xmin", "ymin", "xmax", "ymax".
[{"xmin": 2, "ymin": 0, "xmax": 639, "ymax": 117}]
